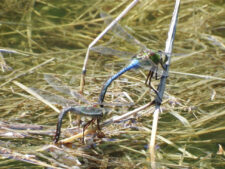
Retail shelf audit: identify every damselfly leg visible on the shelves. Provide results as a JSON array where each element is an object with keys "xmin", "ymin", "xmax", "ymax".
[
  {"xmin": 145, "ymin": 68, "xmax": 161, "ymax": 102},
  {"xmin": 82, "ymin": 118, "xmax": 96, "ymax": 143},
  {"xmin": 82, "ymin": 117, "xmax": 103, "ymax": 143}
]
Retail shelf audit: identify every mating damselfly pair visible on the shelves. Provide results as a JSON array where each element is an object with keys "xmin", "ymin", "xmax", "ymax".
[
  {"xmin": 51, "ymin": 12, "xmax": 167, "ymax": 142},
  {"xmin": 32, "ymin": 12, "xmax": 181, "ymax": 143},
  {"xmin": 30, "ymin": 9, "xmax": 218, "ymax": 143},
  {"xmin": 83, "ymin": 12, "xmax": 169, "ymax": 106}
]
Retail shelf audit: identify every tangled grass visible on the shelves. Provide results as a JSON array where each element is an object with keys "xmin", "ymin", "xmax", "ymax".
[{"xmin": 0, "ymin": 0, "xmax": 224, "ymax": 168}]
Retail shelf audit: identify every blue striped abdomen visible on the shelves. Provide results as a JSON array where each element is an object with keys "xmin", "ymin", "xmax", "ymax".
[{"xmin": 99, "ymin": 59, "xmax": 140, "ymax": 106}]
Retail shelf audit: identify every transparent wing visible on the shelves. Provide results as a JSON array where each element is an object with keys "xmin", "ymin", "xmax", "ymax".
[
  {"xmin": 44, "ymin": 74, "xmax": 90, "ymax": 104},
  {"xmin": 100, "ymin": 12, "xmax": 146, "ymax": 49},
  {"xmin": 100, "ymin": 12, "xmax": 185, "ymax": 58},
  {"xmin": 31, "ymin": 88, "xmax": 78, "ymax": 107},
  {"xmin": 91, "ymin": 46, "xmax": 134, "ymax": 58},
  {"xmin": 44, "ymin": 75, "xmax": 134, "ymax": 107}
]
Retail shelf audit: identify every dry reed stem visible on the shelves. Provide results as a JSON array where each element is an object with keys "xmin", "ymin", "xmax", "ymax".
[{"xmin": 0, "ymin": 0, "xmax": 224, "ymax": 168}]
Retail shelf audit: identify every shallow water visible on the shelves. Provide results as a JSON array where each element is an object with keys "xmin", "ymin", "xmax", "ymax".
[{"xmin": 0, "ymin": 0, "xmax": 224, "ymax": 168}]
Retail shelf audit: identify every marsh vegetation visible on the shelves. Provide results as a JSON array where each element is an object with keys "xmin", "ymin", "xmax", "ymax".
[{"xmin": 0, "ymin": 0, "xmax": 224, "ymax": 168}]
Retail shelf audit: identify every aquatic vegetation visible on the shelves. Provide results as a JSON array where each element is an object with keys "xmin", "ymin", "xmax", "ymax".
[{"xmin": 0, "ymin": 0, "xmax": 224, "ymax": 168}]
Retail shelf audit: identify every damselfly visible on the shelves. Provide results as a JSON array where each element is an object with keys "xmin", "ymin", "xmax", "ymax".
[{"xmin": 32, "ymin": 74, "xmax": 132, "ymax": 143}]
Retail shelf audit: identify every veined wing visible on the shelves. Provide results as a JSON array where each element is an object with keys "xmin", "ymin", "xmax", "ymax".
[
  {"xmin": 92, "ymin": 46, "xmax": 161, "ymax": 74},
  {"xmin": 91, "ymin": 45, "xmax": 166, "ymax": 76},
  {"xmin": 44, "ymin": 74, "xmax": 134, "ymax": 107},
  {"xmin": 91, "ymin": 46, "xmax": 134, "ymax": 58},
  {"xmin": 100, "ymin": 12, "xmax": 185, "ymax": 58},
  {"xmin": 100, "ymin": 12, "xmax": 146, "ymax": 49},
  {"xmin": 44, "ymin": 74, "xmax": 90, "ymax": 104},
  {"xmin": 31, "ymin": 88, "xmax": 78, "ymax": 107},
  {"xmin": 30, "ymin": 87, "xmax": 126, "ymax": 109},
  {"xmin": 44, "ymin": 74, "xmax": 134, "ymax": 106},
  {"xmin": 91, "ymin": 46, "xmax": 216, "ymax": 80}
]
